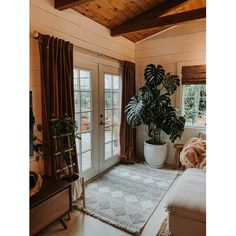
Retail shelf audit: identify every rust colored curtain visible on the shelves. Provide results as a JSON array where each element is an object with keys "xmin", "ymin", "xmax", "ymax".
[
  {"xmin": 119, "ymin": 61, "xmax": 137, "ymax": 163},
  {"xmin": 37, "ymin": 33, "xmax": 77, "ymax": 176}
]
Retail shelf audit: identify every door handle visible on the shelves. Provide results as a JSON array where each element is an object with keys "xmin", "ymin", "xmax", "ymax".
[{"xmin": 100, "ymin": 121, "xmax": 105, "ymax": 126}]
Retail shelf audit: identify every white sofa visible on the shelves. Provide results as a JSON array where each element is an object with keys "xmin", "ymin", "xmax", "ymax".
[{"xmin": 165, "ymin": 168, "xmax": 206, "ymax": 236}]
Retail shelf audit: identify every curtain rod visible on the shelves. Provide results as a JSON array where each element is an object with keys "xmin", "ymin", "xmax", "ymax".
[{"xmin": 33, "ymin": 31, "xmax": 123, "ymax": 64}]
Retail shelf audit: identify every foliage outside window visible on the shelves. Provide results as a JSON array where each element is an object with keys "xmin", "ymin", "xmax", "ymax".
[{"xmin": 182, "ymin": 84, "xmax": 206, "ymax": 126}]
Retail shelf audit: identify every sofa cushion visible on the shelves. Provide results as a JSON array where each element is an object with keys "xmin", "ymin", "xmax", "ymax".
[{"xmin": 166, "ymin": 168, "xmax": 206, "ymax": 222}]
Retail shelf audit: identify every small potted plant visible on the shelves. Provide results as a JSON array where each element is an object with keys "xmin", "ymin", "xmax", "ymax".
[{"xmin": 125, "ymin": 64, "xmax": 185, "ymax": 168}]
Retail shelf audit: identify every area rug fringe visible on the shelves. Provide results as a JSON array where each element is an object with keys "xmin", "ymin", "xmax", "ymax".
[
  {"xmin": 74, "ymin": 204, "xmax": 142, "ymax": 235},
  {"xmin": 157, "ymin": 218, "xmax": 173, "ymax": 236}
]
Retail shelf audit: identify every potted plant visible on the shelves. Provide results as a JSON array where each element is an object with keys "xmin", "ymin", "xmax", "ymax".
[{"xmin": 125, "ymin": 64, "xmax": 185, "ymax": 168}]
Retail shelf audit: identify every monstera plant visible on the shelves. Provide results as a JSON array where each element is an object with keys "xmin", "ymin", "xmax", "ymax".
[{"xmin": 125, "ymin": 64, "xmax": 186, "ymax": 167}]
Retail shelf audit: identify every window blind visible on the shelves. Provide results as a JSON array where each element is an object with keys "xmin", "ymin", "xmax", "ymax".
[{"xmin": 181, "ymin": 65, "xmax": 206, "ymax": 84}]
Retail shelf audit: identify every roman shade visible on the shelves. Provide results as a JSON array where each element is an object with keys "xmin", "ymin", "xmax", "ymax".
[{"xmin": 181, "ymin": 65, "xmax": 206, "ymax": 85}]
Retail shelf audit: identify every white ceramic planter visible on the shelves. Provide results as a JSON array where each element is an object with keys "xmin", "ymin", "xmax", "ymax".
[{"xmin": 144, "ymin": 141, "xmax": 168, "ymax": 168}]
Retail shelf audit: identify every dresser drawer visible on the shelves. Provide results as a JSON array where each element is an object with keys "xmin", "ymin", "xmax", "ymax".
[{"xmin": 30, "ymin": 187, "xmax": 70, "ymax": 235}]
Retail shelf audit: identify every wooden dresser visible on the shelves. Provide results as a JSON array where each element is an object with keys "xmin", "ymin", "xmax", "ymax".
[{"xmin": 30, "ymin": 176, "xmax": 72, "ymax": 236}]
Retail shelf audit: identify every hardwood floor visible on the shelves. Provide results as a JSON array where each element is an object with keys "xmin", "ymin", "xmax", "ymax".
[{"xmin": 42, "ymin": 166, "xmax": 182, "ymax": 236}]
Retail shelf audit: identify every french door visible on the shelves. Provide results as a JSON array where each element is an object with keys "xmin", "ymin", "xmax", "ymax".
[
  {"xmin": 73, "ymin": 62, "xmax": 122, "ymax": 181},
  {"xmin": 99, "ymin": 65, "xmax": 121, "ymax": 172}
]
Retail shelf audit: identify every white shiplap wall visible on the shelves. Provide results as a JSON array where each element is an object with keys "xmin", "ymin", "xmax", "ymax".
[
  {"xmin": 135, "ymin": 19, "xmax": 206, "ymax": 164},
  {"xmin": 29, "ymin": 0, "xmax": 135, "ymax": 174}
]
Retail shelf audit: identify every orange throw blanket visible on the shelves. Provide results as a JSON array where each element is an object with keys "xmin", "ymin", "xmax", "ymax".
[{"xmin": 180, "ymin": 138, "xmax": 206, "ymax": 170}]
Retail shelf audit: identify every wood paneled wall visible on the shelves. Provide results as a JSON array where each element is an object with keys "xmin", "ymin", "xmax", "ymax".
[
  {"xmin": 29, "ymin": 0, "xmax": 135, "ymax": 174},
  {"xmin": 135, "ymin": 19, "xmax": 206, "ymax": 164}
]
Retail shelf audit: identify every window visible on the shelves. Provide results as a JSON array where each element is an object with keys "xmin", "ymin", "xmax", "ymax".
[
  {"xmin": 182, "ymin": 84, "xmax": 206, "ymax": 126},
  {"xmin": 181, "ymin": 65, "xmax": 206, "ymax": 127}
]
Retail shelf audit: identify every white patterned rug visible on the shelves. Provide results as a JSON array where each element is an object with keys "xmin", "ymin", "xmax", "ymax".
[{"xmin": 74, "ymin": 164, "xmax": 177, "ymax": 235}]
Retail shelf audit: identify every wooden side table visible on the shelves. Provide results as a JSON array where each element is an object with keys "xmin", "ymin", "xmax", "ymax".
[
  {"xmin": 30, "ymin": 176, "xmax": 72, "ymax": 236},
  {"xmin": 172, "ymin": 144, "xmax": 185, "ymax": 170}
]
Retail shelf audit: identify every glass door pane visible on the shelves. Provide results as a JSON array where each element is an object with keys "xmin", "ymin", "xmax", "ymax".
[
  {"xmin": 74, "ymin": 68, "xmax": 93, "ymax": 173},
  {"xmin": 99, "ymin": 64, "xmax": 121, "ymax": 172},
  {"xmin": 104, "ymin": 73, "xmax": 121, "ymax": 160}
]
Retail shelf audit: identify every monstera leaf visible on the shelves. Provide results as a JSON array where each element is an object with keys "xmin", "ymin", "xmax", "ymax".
[
  {"xmin": 157, "ymin": 93, "xmax": 171, "ymax": 107},
  {"xmin": 163, "ymin": 73, "xmax": 180, "ymax": 95},
  {"xmin": 125, "ymin": 96, "xmax": 145, "ymax": 127},
  {"xmin": 168, "ymin": 116, "xmax": 186, "ymax": 142},
  {"xmin": 144, "ymin": 64, "xmax": 165, "ymax": 86},
  {"xmin": 139, "ymin": 84, "xmax": 155, "ymax": 103}
]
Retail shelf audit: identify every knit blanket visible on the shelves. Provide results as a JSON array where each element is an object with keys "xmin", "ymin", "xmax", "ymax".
[{"xmin": 180, "ymin": 138, "xmax": 206, "ymax": 170}]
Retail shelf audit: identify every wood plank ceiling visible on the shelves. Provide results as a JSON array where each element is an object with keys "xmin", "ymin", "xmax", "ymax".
[{"xmin": 55, "ymin": 0, "xmax": 206, "ymax": 42}]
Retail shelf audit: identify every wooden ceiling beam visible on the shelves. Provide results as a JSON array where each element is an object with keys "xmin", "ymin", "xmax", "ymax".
[
  {"xmin": 55, "ymin": 0, "xmax": 93, "ymax": 10},
  {"xmin": 110, "ymin": 0, "xmax": 188, "ymax": 36},
  {"xmin": 111, "ymin": 8, "xmax": 206, "ymax": 37}
]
